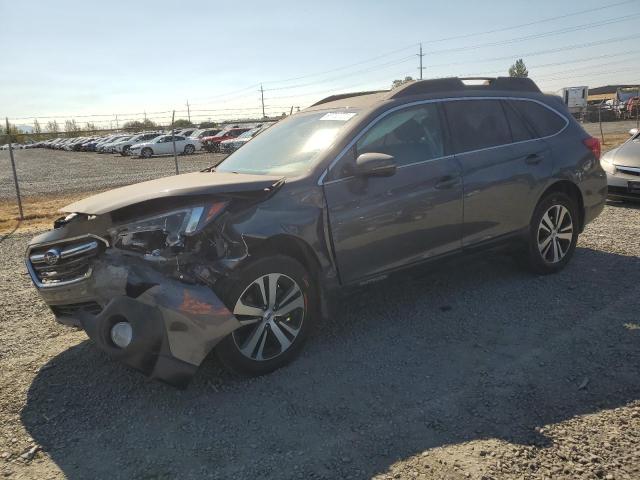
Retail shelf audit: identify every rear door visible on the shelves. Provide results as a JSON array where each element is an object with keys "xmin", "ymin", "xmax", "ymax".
[
  {"xmin": 323, "ymin": 102, "xmax": 464, "ymax": 284},
  {"xmin": 443, "ymin": 98, "xmax": 553, "ymax": 246}
]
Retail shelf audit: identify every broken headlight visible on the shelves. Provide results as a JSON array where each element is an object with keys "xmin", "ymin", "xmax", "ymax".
[{"xmin": 109, "ymin": 204, "xmax": 225, "ymax": 254}]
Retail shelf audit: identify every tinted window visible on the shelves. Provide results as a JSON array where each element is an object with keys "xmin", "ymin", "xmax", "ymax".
[
  {"xmin": 356, "ymin": 103, "xmax": 445, "ymax": 166},
  {"xmin": 501, "ymin": 101, "xmax": 534, "ymax": 142},
  {"xmin": 511, "ymin": 100, "xmax": 566, "ymax": 137},
  {"xmin": 444, "ymin": 100, "xmax": 511, "ymax": 153}
]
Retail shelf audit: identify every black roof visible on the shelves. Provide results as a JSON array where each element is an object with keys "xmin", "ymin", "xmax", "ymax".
[{"xmin": 309, "ymin": 77, "xmax": 542, "ymax": 110}]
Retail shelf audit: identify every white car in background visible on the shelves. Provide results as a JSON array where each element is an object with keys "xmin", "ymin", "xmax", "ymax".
[
  {"xmin": 97, "ymin": 135, "xmax": 132, "ymax": 153},
  {"xmin": 112, "ymin": 132, "xmax": 162, "ymax": 156},
  {"xmin": 128, "ymin": 134, "xmax": 200, "ymax": 158},
  {"xmin": 219, "ymin": 123, "xmax": 274, "ymax": 153}
]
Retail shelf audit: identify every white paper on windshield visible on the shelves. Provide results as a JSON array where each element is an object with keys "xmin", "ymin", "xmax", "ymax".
[{"xmin": 319, "ymin": 112, "xmax": 357, "ymax": 121}]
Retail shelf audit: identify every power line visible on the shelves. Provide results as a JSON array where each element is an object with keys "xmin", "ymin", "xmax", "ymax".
[
  {"xmin": 419, "ymin": 0, "xmax": 636, "ymax": 45},
  {"xmin": 427, "ymin": 33, "xmax": 640, "ymax": 69},
  {"xmin": 422, "ymin": 13, "xmax": 640, "ymax": 56},
  {"xmin": 183, "ymin": 0, "xmax": 639, "ymax": 102}
]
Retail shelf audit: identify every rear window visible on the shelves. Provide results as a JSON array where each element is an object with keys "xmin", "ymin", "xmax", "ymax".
[
  {"xmin": 444, "ymin": 99, "xmax": 511, "ymax": 153},
  {"xmin": 510, "ymin": 100, "xmax": 566, "ymax": 138}
]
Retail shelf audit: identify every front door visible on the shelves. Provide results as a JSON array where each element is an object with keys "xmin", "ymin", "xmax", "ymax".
[{"xmin": 323, "ymin": 103, "xmax": 464, "ymax": 284}]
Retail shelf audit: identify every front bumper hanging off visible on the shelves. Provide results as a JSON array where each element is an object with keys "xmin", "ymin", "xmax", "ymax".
[{"xmin": 27, "ymin": 244, "xmax": 241, "ymax": 388}]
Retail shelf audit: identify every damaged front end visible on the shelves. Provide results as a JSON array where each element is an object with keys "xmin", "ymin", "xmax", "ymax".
[{"xmin": 26, "ymin": 186, "xmax": 278, "ymax": 387}]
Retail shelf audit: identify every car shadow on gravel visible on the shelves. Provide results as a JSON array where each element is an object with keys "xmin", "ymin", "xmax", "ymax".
[{"xmin": 21, "ymin": 247, "xmax": 640, "ymax": 479}]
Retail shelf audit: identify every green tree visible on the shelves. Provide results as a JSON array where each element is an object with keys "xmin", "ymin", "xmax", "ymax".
[
  {"xmin": 1, "ymin": 121, "xmax": 25, "ymax": 144},
  {"xmin": 392, "ymin": 76, "xmax": 414, "ymax": 89},
  {"xmin": 46, "ymin": 120, "xmax": 60, "ymax": 133},
  {"xmin": 198, "ymin": 121, "xmax": 217, "ymax": 128},
  {"xmin": 64, "ymin": 119, "xmax": 82, "ymax": 137},
  {"xmin": 508, "ymin": 59, "xmax": 528, "ymax": 78},
  {"xmin": 33, "ymin": 119, "xmax": 42, "ymax": 135},
  {"xmin": 172, "ymin": 118, "xmax": 193, "ymax": 128},
  {"xmin": 123, "ymin": 119, "xmax": 157, "ymax": 132}
]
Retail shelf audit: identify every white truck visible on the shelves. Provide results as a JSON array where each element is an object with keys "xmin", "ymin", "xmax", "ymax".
[{"xmin": 557, "ymin": 86, "xmax": 588, "ymax": 118}]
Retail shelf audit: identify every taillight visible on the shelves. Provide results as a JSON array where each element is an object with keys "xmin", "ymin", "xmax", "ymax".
[{"xmin": 583, "ymin": 136, "xmax": 601, "ymax": 161}]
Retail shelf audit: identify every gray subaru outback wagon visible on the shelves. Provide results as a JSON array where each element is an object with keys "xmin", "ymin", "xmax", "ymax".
[{"xmin": 26, "ymin": 77, "xmax": 607, "ymax": 386}]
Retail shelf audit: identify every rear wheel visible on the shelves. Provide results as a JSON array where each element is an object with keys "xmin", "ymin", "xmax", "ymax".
[
  {"xmin": 184, "ymin": 144, "xmax": 195, "ymax": 155},
  {"xmin": 141, "ymin": 147, "xmax": 153, "ymax": 159},
  {"xmin": 525, "ymin": 192, "xmax": 579, "ymax": 274},
  {"xmin": 120, "ymin": 145, "xmax": 130, "ymax": 156},
  {"xmin": 216, "ymin": 255, "xmax": 315, "ymax": 375}
]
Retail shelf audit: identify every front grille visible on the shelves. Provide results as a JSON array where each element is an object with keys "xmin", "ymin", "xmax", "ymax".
[
  {"xmin": 28, "ymin": 237, "xmax": 105, "ymax": 288},
  {"xmin": 616, "ymin": 166, "xmax": 640, "ymax": 177},
  {"xmin": 51, "ymin": 301, "xmax": 103, "ymax": 317}
]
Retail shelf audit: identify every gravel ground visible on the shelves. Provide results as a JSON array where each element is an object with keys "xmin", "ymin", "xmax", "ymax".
[
  {"xmin": 0, "ymin": 149, "xmax": 225, "ymax": 200},
  {"xmin": 0, "ymin": 202, "xmax": 639, "ymax": 479}
]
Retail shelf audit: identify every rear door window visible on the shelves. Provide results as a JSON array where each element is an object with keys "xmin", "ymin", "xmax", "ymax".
[
  {"xmin": 501, "ymin": 101, "xmax": 535, "ymax": 142},
  {"xmin": 510, "ymin": 100, "xmax": 567, "ymax": 138},
  {"xmin": 444, "ymin": 100, "xmax": 511, "ymax": 153}
]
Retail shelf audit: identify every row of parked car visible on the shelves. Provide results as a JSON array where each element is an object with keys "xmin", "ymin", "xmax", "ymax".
[{"xmin": 7, "ymin": 123, "xmax": 273, "ymax": 158}]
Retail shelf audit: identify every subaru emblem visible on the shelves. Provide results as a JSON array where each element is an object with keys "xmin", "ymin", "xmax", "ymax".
[{"xmin": 44, "ymin": 248, "xmax": 61, "ymax": 266}]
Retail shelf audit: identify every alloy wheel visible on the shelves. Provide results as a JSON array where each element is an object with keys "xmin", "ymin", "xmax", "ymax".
[
  {"xmin": 537, "ymin": 204, "xmax": 573, "ymax": 263},
  {"xmin": 231, "ymin": 273, "xmax": 306, "ymax": 361}
]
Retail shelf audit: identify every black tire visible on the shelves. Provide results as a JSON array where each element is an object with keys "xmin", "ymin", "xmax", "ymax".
[
  {"xmin": 184, "ymin": 144, "xmax": 195, "ymax": 155},
  {"xmin": 525, "ymin": 191, "xmax": 579, "ymax": 274},
  {"xmin": 120, "ymin": 145, "xmax": 130, "ymax": 156},
  {"xmin": 215, "ymin": 255, "xmax": 316, "ymax": 376},
  {"xmin": 141, "ymin": 147, "xmax": 153, "ymax": 159}
]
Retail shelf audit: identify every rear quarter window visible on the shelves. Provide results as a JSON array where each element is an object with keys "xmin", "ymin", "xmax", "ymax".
[{"xmin": 510, "ymin": 100, "xmax": 567, "ymax": 138}]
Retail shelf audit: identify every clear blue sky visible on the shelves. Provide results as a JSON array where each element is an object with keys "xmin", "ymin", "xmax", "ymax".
[{"xmin": 1, "ymin": 0, "xmax": 639, "ymax": 128}]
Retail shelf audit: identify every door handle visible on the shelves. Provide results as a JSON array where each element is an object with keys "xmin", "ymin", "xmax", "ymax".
[
  {"xmin": 525, "ymin": 153, "xmax": 543, "ymax": 165},
  {"xmin": 435, "ymin": 175, "xmax": 459, "ymax": 189}
]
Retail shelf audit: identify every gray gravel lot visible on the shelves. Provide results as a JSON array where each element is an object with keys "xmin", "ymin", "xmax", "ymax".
[
  {"xmin": 0, "ymin": 149, "xmax": 225, "ymax": 200},
  {"xmin": 0, "ymin": 203, "xmax": 639, "ymax": 479}
]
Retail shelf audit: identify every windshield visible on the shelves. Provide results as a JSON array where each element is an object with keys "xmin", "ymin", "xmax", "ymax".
[{"xmin": 216, "ymin": 110, "xmax": 359, "ymax": 176}]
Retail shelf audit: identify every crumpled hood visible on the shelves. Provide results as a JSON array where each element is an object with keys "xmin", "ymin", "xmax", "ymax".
[{"xmin": 62, "ymin": 171, "xmax": 284, "ymax": 215}]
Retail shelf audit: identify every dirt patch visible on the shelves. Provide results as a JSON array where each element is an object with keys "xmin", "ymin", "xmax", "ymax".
[{"xmin": 0, "ymin": 194, "xmax": 89, "ymax": 235}]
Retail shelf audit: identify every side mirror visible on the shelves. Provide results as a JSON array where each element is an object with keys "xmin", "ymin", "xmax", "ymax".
[
  {"xmin": 629, "ymin": 128, "xmax": 638, "ymax": 137},
  {"xmin": 355, "ymin": 152, "xmax": 396, "ymax": 177}
]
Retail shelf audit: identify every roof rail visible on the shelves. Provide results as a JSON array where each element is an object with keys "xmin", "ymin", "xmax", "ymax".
[
  {"xmin": 311, "ymin": 90, "xmax": 388, "ymax": 107},
  {"xmin": 389, "ymin": 76, "xmax": 541, "ymax": 98}
]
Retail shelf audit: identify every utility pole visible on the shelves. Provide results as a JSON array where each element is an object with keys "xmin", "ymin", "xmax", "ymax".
[
  {"xmin": 636, "ymin": 86, "xmax": 639, "ymax": 129},
  {"xmin": 186, "ymin": 100, "xmax": 191, "ymax": 123},
  {"xmin": 171, "ymin": 110, "xmax": 179, "ymax": 175},
  {"xmin": 260, "ymin": 84, "xmax": 266, "ymax": 118},
  {"xmin": 417, "ymin": 43, "xmax": 425, "ymax": 80},
  {"xmin": 5, "ymin": 117, "xmax": 24, "ymax": 220}
]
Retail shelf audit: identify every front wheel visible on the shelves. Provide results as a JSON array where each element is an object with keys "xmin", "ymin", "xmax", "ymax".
[
  {"xmin": 215, "ymin": 255, "xmax": 315, "ymax": 376},
  {"xmin": 184, "ymin": 144, "xmax": 195, "ymax": 155},
  {"xmin": 525, "ymin": 192, "xmax": 579, "ymax": 274},
  {"xmin": 120, "ymin": 145, "xmax": 130, "ymax": 156}
]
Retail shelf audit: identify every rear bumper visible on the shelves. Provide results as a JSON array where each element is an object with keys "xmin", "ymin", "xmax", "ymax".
[{"xmin": 28, "ymin": 249, "xmax": 240, "ymax": 387}]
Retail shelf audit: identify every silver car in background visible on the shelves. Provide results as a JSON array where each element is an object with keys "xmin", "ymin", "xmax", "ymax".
[{"xmin": 601, "ymin": 128, "xmax": 640, "ymax": 200}]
